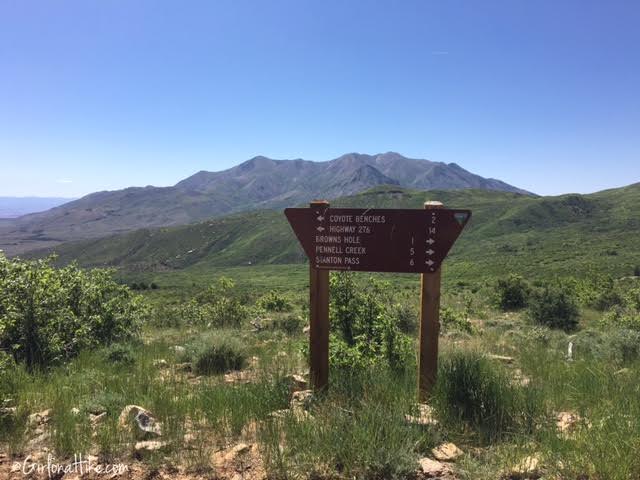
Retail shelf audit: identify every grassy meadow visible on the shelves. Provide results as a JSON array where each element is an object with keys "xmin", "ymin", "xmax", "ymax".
[
  {"xmin": 2, "ymin": 253, "xmax": 640, "ymax": 479},
  {"xmin": 2, "ymin": 183, "xmax": 640, "ymax": 479}
]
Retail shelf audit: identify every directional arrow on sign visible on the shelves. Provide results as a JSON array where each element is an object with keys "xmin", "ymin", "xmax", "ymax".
[{"xmin": 285, "ymin": 207, "xmax": 471, "ymax": 274}]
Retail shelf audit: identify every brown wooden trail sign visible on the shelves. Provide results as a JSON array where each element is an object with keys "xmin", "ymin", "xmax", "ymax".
[
  {"xmin": 285, "ymin": 201, "xmax": 471, "ymax": 401},
  {"xmin": 285, "ymin": 205, "xmax": 470, "ymax": 274}
]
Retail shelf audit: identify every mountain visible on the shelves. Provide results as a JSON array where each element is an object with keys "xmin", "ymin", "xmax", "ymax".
[
  {"xmin": 0, "ymin": 152, "xmax": 530, "ymax": 256},
  {"xmin": 174, "ymin": 152, "xmax": 529, "ymax": 200},
  {"xmin": 0, "ymin": 197, "xmax": 74, "ymax": 219},
  {"xmin": 28, "ymin": 182, "xmax": 640, "ymax": 281}
]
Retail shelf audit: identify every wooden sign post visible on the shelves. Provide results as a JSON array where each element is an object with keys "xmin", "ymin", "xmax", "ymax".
[
  {"xmin": 285, "ymin": 201, "xmax": 470, "ymax": 399},
  {"xmin": 418, "ymin": 201, "xmax": 443, "ymax": 401},
  {"xmin": 309, "ymin": 200, "xmax": 330, "ymax": 391}
]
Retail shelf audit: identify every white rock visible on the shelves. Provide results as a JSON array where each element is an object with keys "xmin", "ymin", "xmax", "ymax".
[
  {"xmin": 153, "ymin": 359, "xmax": 169, "ymax": 368},
  {"xmin": 118, "ymin": 405, "xmax": 162, "ymax": 436},
  {"xmin": 221, "ymin": 443, "xmax": 251, "ymax": 464},
  {"xmin": 290, "ymin": 389, "xmax": 313, "ymax": 411},
  {"xmin": 557, "ymin": 411, "xmax": 580, "ymax": 433},
  {"xmin": 285, "ymin": 373, "xmax": 307, "ymax": 391},
  {"xmin": 134, "ymin": 440, "xmax": 168, "ymax": 453},
  {"xmin": 418, "ymin": 457, "xmax": 453, "ymax": 477},
  {"xmin": 28, "ymin": 409, "xmax": 51, "ymax": 427},
  {"xmin": 431, "ymin": 442, "xmax": 463, "ymax": 462}
]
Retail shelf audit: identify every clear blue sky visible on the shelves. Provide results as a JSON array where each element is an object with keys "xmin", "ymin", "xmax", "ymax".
[{"xmin": 1, "ymin": 0, "xmax": 638, "ymax": 197}]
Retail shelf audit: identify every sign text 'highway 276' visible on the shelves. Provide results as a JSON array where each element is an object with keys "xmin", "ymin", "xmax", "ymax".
[{"xmin": 285, "ymin": 206, "xmax": 471, "ymax": 274}]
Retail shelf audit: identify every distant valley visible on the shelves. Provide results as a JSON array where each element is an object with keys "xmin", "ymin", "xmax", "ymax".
[
  {"xmin": 0, "ymin": 152, "xmax": 530, "ymax": 255},
  {"xmin": 0, "ymin": 197, "xmax": 73, "ymax": 219}
]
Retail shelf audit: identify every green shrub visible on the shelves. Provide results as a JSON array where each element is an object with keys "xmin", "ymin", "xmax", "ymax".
[
  {"xmin": 602, "ymin": 306, "xmax": 640, "ymax": 331},
  {"xmin": 0, "ymin": 350, "xmax": 14, "ymax": 375},
  {"xmin": 103, "ymin": 343, "xmax": 136, "ymax": 366},
  {"xmin": 169, "ymin": 300, "xmax": 208, "ymax": 326},
  {"xmin": 0, "ymin": 254, "xmax": 147, "ymax": 369},
  {"xmin": 379, "ymin": 315, "xmax": 413, "ymax": 372},
  {"xmin": 592, "ymin": 288, "xmax": 625, "ymax": 311},
  {"xmin": 328, "ymin": 336, "xmax": 374, "ymax": 371},
  {"xmin": 602, "ymin": 329, "xmax": 640, "ymax": 365},
  {"xmin": 433, "ymin": 350, "xmax": 540, "ymax": 442},
  {"xmin": 130, "ymin": 281, "xmax": 148, "ymax": 290},
  {"xmin": 389, "ymin": 303, "xmax": 417, "ymax": 334},
  {"xmin": 194, "ymin": 276, "xmax": 236, "ymax": 305},
  {"xmin": 271, "ymin": 314, "xmax": 303, "ymax": 335},
  {"xmin": 330, "ymin": 271, "xmax": 363, "ymax": 347},
  {"xmin": 149, "ymin": 306, "xmax": 184, "ymax": 328},
  {"xmin": 494, "ymin": 274, "xmax": 530, "ymax": 310},
  {"xmin": 188, "ymin": 334, "xmax": 247, "ymax": 375},
  {"xmin": 328, "ymin": 272, "xmax": 412, "ymax": 371},
  {"xmin": 174, "ymin": 277, "xmax": 249, "ymax": 328},
  {"xmin": 527, "ymin": 283, "xmax": 580, "ymax": 331},
  {"xmin": 628, "ymin": 284, "xmax": 640, "ymax": 311},
  {"xmin": 169, "ymin": 296, "xmax": 248, "ymax": 329},
  {"xmin": 209, "ymin": 297, "xmax": 248, "ymax": 328},
  {"xmin": 258, "ymin": 291, "xmax": 292, "ymax": 312},
  {"xmin": 585, "ymin": 276, "xmax": 625, "ymax": 311},
  {"xmin": 440, "ymin": 305, "xmax": 475, "ymax": 334}
]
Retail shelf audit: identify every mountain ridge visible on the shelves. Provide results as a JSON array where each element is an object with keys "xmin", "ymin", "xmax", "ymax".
[{"xmin": 0, "ymin": 152, "xmax": 531, "ymax": 255}]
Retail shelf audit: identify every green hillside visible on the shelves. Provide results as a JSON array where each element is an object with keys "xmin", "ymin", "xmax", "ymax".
[{"xmin": 32, "ymin": 183, "xmax": 640, "ymax": 283}]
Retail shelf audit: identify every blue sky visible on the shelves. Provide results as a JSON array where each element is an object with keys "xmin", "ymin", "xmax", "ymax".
[{"xmin": 1, "ymin": 1, "xmax": 638, "ymax": 197}]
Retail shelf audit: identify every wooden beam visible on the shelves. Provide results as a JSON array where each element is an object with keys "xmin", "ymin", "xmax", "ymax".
[
  {"xmin": 309, "ymin": 200, "xmax": 330, "ymax": 392},
  {"xmin": 418, "ymin": 200, "xmax": 443, "ymax": 402}
]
